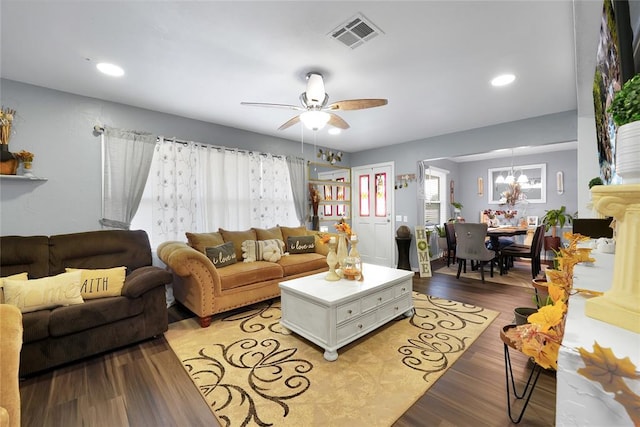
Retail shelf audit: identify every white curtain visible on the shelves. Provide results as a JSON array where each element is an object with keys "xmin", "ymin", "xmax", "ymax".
[
  {"xmin": 286, "ymin": 156, "xmax": 306, "ymax": 225},
  {"xmin": 142, "ymin": 139, "xmax": 298, "ymax": 247},
  {"xmin": 101, "ymin": 127, "xmax": 156, "ymax": 229}
]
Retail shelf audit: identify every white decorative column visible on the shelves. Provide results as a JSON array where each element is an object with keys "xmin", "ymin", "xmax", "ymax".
[{"xmin": 586, "ymin": 184, "xmax": 640, "ymax": 333}]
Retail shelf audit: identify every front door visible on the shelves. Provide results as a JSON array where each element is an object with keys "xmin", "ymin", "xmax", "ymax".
[{"xmin": 351, "ymin": 162, "xmax": 394, "ymax": 267}]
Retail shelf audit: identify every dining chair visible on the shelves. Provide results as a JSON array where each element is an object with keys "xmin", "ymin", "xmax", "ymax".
[
  {"xmin": 444, "ymin": 222, "xmax": 457, "ymax": 267},
  {"xmin": 500, "ymin": 224, "xmax": 545, "ymax": 278},
  {"xmin": 453, "ymin": 222, "xmax": 496, "ymax": 283}
]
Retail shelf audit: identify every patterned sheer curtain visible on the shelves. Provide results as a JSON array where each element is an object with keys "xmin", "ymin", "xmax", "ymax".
[
  {"xmin": 134, "ymin": 138, "xmax": 298, "ymax": 247},
  {"xmin": 100, "ymin": 127, "xmax": 156, "ymax": 229}
]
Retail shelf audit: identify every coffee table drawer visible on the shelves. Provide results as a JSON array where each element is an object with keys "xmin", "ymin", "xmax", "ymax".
[
  {"xmin": 377, "ymin": 295, "xmax": 412, "ymax": 320},
  {"xmin": 336, "ymin": 300, "xmax": 361, "ymax": 324},
  {"xmin": 394, "ymin": 281, "xmax": 412, "ymax": 298},
  {"xmin": 336, "ymin": 311, "xmax": 376, "ymax": 342},
  {"xmin": 362, "ymin": 288, "xmax": 394, "ymax": 312}
]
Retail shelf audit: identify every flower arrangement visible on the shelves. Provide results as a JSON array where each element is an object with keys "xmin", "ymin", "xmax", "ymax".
[
  {"xmin": 334, "ymin": 218, "xmax": 352, "ymax": 237},
  {"xmin": 309, "ymin": 184, "xmax": 321, "ymax": 216},
  {"xmin": 0, "ymin": 107, "xmax": 16, "ymax": 145},
  {"xmin": 484, "ymin": 209, "xmax": 518, "ymax": 219},
  {"xmin": 504, "ymin": 232, "xmax": 596, "ymax": 370},
  {"xmin": 500, "ymin": 182, "xmax": 524, "ymax": 207},
  {"xmin": 15, "ymin": 150, "xmax": 34, "ymax": 162}
]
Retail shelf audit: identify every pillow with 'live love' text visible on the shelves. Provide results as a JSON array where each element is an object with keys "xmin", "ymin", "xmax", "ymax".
[{"xmin": 205, "ymin": 242, "xmax": 237, "ymax": 268}]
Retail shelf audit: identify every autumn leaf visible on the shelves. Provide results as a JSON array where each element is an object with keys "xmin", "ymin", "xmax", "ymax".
[{"xmin": 578, "ymin": 342, "xmax": 640, "ymax": 425}]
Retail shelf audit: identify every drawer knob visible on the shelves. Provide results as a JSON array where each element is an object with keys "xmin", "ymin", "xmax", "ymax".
[
  {"xmin": 395, "ymin": 306, "xmax": 399, "ymax": 310},
  {"xmin": 358, "ymin": 324, "xmax": 363, "ymax": 329},
  {"xmin": 347, "ymin": 309, "xmax": 352, "ymax": 314},
  {"xmin": 401, "ymin": 287, "xmax": 406, "ymax": 291},
  {"xmin": 378, "ymin": 297, "xmax": 382, "ymax": 301}
]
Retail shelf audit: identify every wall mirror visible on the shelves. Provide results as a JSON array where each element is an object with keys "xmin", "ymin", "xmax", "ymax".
[{"xmin": 488, "ymin": 163, "xmax": 546, "ymax": 204}]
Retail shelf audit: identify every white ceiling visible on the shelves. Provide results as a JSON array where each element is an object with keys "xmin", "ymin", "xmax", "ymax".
[{"xmin": 1, "ymin": 1, "xmax": 584, "ymax": 153}]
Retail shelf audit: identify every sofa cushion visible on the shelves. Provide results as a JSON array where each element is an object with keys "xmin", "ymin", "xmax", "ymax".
[
  {"xmin": 287, "ymin": 235, "xmax": 316, "ymax": 254},
  {"xmin": 241, "ymin": 239, "xmax": 285, "ymax": 262},
  {"xmin": 48, "ymin": 230, "xmax": 152, "ymax": 276},
  {"xmin": 253, "ymin": 227, "xmax": 284, "ymax": 241},
  {"xmin": 48, "ymin": 296, "xmax": 144, "ymax": 337},
  {"xmin": 278, "ymin": 253, "xmax": 327, "ymax": 276},
  {"xmin": 0, "ymin": 235, "xmax": 49, "ymax": 279},
  {"xmin": 186, "ymin": 232, "xmax": 224, "ymax": 254},
  {"xmin": 280, "ymin": 226, "xmax": 309, "ymax": 252},
  {"xmin": 219, "ymin": 228, "xmax": 258, "ymax": 261},
  {"xmin": 66, "ymin": 267, "xmax": 127, "ymax": 300},
  {"xmin": 217, "ymin": 261, "xmax": 283, "ymax": 291},
  {"xmin": 205, "ymin": 242, "xmax": 237, "ymax": 268},
  {"xmin": 3, "ymin": 271, "xmax": 84, "ymax": 313},
  {"xmin": 21, "ymin": 309, "xmax": 50, "ymax": 343}
]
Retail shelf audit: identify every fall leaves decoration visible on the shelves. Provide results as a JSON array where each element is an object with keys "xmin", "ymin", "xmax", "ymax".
[
  {"xmin": 504, "ymin": 232, "xmax": 639, "ymax": 423},
  {"xmin": 0, "ymin": 107, "xmax": 16, "ymax": 145}
]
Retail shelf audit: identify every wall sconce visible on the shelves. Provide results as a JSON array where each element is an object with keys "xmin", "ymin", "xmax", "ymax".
[
  {"xmin": 477, "ymin": 177, "xmax": 484, "ymax": 196},
  {"xmin": 557, "ymin": 171, "xmax": 564, "ymax": 195}
]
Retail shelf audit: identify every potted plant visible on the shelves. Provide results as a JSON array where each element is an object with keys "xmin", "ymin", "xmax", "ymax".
[
  {"xmin": 541, "ymin": 205, "xmax": 573, "ymax": 252},
  {"xmin": 588, "ymin": 176, "xmax": 603, "ymax": 189},
  {"xmin": 451, "ymin": 201, "xmax": 463, "ymax": 221},
  {"xmin": 608, "ymin": 74, "xmax": 640, "ymax": 183}
]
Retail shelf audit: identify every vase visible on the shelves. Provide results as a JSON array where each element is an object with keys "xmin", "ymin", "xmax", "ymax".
[
  {"xmin": 336, "ymin": 232, "xmax": 348, "ymax": 274},
  {"xmin": 311, "ymin": 215, "xmax": 319, "ymax": 231},
  {"xmin": 616, "ymin": 121, "xmax": 640, "ymax": 184},
  {"xmin": 0, "ymin": 145, "xmax": 18, "ymax": 175},
  {"xmin": 344, "ymin": 235, "xmax": 362, "ymax": 280}
]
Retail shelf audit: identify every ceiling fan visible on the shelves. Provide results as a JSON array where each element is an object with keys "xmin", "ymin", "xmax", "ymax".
[{"xmin": 240, "ymin": 72, "xmax": 388, "ymax": 131}]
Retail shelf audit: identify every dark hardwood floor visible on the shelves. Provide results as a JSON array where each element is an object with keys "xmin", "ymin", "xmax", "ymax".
[{"xmin": 19, "ymin": 258, "xmax": 555, "ymax": 426}]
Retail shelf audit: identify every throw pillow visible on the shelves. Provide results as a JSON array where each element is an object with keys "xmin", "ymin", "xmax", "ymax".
[
  {"xmin": 280, "ymin": 226, "xmax": 309, "ymax": 251},
  {"xmin": 3, "ymin": 271, "xmax": 84, "ymax": 313},
  {"xmin": 0, "ymin": 272, "xmax": 28, "ymax": 304},
  {"xmin": 287, "ymin": 235, "xmax": 316, "ymax": 254},
  {"xmin": 219, "ymin": 228, "xmax": 258, "ymax": 261},
  {"xmin": 205, "ymin": 242, "xmax": 237, "ymax": 268},
  {"xmin": 185, "ymin": 232, "xmax": 224, "ymax": 254},
  {"xmin": 241, "ymin": 239, "xmax": 285, "ymax": 262},
  {"xmin": 65, "ymin": 267, "xmax": 127, "ymax": 300}
]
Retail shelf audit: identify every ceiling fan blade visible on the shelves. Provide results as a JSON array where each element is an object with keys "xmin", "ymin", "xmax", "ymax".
[
  {"xmin": 241, "ymin": 102, "xmax": 304, "ymax": 111},
  {"xmin": 278, "ymin": 115, "xmax": 301, "ymax": 130},
  {"xmin": 327, "ymin": 99, "xmax": 388, "ymax": 111},
  {"xmin": 328, "ymin": 113, "xmax": 350, "ymax": 129}
]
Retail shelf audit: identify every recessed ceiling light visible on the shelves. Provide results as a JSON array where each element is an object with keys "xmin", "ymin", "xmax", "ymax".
[
  {"xmin": 491, "ymin": 74, "xmax": 515, "ymax": 87},
  {"xmin": 328, "ymin": 128, "xmax": 341, "ymax": 135},
  {"xmin": 96, "ymin": 62, "xmax": 125, "ymax": 77}
]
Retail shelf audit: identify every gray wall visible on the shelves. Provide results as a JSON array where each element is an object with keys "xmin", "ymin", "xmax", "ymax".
[
  {"xmin": 0, "ymin": 79, "xmax": 349, "ymax": 236},
  {"xmin": 0, "ymin": 79, "xmax": 579, "ymax": 272}
]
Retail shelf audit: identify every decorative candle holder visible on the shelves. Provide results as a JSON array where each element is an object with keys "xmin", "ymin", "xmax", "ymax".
[{"xmin": 325, "ymin": 238, "xmax": 340, "ymax": 281}]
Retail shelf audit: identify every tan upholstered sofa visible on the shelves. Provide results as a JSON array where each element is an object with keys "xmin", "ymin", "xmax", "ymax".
[
  {"xmin": 0, "ymin": 304, "xmax": 22, "ymax": 427},
  {"xmin": 158, "ymin": 226, "xmax": 330, "ymax": 327}
]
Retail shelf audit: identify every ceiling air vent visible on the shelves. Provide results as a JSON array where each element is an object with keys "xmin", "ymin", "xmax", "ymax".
[{"xmin": 328, "ymin": 13, "xmax": 383, "ymax": 49}]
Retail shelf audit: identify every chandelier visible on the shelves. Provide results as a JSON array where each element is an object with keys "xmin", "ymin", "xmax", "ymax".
[{"xmin": 494, "ymin": 149, "xmax": 528, "ymax": 185}]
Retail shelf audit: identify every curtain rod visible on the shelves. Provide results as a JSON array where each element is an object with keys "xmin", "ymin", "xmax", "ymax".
[{"xmin": 94, "ymin": 124, "xmax": 303, "ymax": 161}]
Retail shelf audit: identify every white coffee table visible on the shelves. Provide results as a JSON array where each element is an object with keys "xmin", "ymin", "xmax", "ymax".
[{"xmin": 279, "ymin": 263, "xmax": 414, "ymax": 361}]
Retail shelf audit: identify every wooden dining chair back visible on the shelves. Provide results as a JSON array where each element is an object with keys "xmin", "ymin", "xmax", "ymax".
[
  {"xmin": 453, "ymin": 222, "xmax": 496, "ymax": 283},
  {"xmin": 444, "ymin": 222, "xmax": 457, "ymax": 267},
  {"xmin": 500, "ymin": 224, "xmax": 545, "ymax": 279}
]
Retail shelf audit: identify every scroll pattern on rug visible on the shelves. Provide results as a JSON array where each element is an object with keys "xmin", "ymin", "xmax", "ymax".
[{"xmin": 173, "ymin": 293, "xmax": 497, "ymax": 427}]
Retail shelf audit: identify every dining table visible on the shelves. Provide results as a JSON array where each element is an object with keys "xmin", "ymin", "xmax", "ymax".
[{"xmin": 486, "ymin": 225, "xmax": 529, "ymax": 251}]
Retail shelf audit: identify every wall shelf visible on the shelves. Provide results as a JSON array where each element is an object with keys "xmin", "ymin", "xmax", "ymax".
[{"xmin": 0, "ymin": 174, "xmax": 47, "ymax": 181}]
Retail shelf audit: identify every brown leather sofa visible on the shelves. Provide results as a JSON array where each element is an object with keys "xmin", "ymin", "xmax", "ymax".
[
  {"xmin": 158, "ymin": 226, "xmax": 330, "ymax": 327},
  {"xmin": 0, "ymin": 230, "xmax": 172, "ymax": 376}
]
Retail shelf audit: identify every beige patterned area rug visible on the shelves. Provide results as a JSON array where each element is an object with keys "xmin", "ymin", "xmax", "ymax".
[
  {"xmin": 165, "ymin": 293, "xmax": 498, "ymax": 427},
  {"xmin": 433, "ymin": 260, "xmax": 540, "ymax": 288}
]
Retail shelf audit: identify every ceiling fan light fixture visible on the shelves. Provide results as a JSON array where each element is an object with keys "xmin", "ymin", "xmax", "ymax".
[
  {"xmin": 96, "ymin": 62, "xmax": 125, "ymax": 77},
  {"xmin": 300, "ymin": 110, "xmax": 330, "ymax": 131},
  {"xmin": 328, "ymin": 128, "xmax": 341, "ymax": 135}
]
